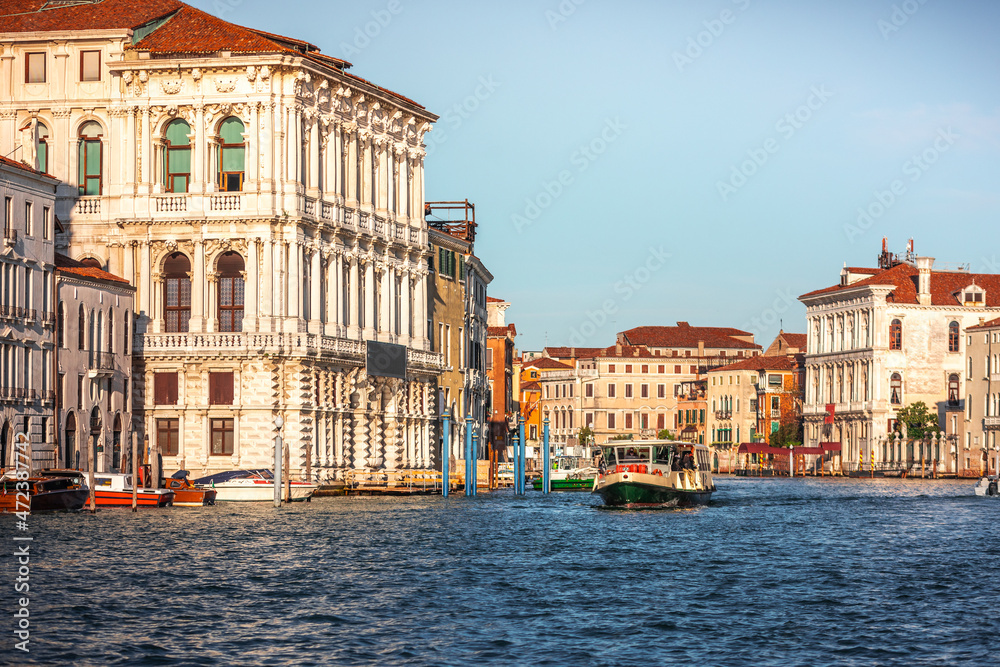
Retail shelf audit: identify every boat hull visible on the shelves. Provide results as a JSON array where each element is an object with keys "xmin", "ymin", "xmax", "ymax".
[
  {"xmin": 593, "ymin": 471, "xmax": 714, "ymax": 508},
  {"xmin": 0, "ymin": 480, "xmax": 90, "ymax": 513},
  {"xmin": 531, "ymin": 477, "xmax": 595, "ymax": 491},
  {"xmin": 94, "ymin": 490, "xmax": 174, "ymax": 507},
  {"xmin": 208, "ymin": 482, "xmax": 317, "ymax": 502}
]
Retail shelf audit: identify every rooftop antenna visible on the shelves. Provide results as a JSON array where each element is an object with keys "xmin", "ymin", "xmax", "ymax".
[{"xmin": 3, "ymin": 145, "xmax": 22, "ymax": 159}]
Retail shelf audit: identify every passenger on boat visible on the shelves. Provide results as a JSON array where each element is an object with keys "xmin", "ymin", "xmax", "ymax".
[{"xmin": 681, "ymin": 452, "xmax": 695, "ymax": 470}]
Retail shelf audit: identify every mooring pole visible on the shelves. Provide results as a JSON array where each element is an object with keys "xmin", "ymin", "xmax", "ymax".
[
  {"xmin": 543, "ymin": 416, "xmax": 550, "ymax": 495},
  {"xmin": 284, "ymin": 444, "xmax": 291, "ymax": 503},
  {"xmin": 274, "ymin": 415, "xmax": 283, "ymax": 507},
  {"xmin": 472, "ymin": 432, "xmax": 479, "ymax": 495},
  {"xmin": 518, "ymin": 416, "xmax": 526, "ymax": 494},
  {"xmin": 512, "ymin": 431, "xmax": 520, "ymax": 494},
  {"xmin": 131, "ymin": 431, "xmax": 138, "ymax": 512},
  {"xmin": 465, "ymin": 419, "xmax": 473, "ymax": 496},
  {"xmin": 441, "ymin": 410, "xmax": 450, "ymax": 497}
]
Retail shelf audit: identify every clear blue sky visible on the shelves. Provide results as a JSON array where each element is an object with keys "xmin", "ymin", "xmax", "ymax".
[{"xmin": 193, "ymin": 0, "xmax": 1000, "ymax": 351}]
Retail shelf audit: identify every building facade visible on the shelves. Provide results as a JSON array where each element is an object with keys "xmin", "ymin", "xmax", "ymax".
[
  {"xmin": 800, "ymin": 249, "xmax": 1000, "ymax": 474},
  {"xmin": 0, "ymin": 156, "xmax": 58, "ymax": 470},
  {"xmin": 486, "ymin": 297, "xmax": 515, "ymax": 463},
  {"xmin": 963, "ymin": 317, "xmax": 1000, "ymax": 477},
  {"xmin": 55, "ymin": 253, "xmax": 135, "ymax": 474},
  {"xmin": 0, "ymin": 0, "xmax": 444, "ymax": 482}
]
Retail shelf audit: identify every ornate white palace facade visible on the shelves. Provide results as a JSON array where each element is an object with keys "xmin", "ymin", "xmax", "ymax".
[
  {"xmin": 0, "ymin": 0, "xmax": 444, "ymax": 481},
  {"xmin": 800, "ymin": 248, "xmax": 1000, "ymax": 474}
]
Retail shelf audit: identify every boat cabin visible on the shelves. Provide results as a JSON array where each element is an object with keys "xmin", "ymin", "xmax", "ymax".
[
  {"xmin": 599, "ymin": 441, "xmax": 710, "ymax": 474},
  {"xmin": 93, "ymin": 473, "xmax": 136, "ymax": 492}
]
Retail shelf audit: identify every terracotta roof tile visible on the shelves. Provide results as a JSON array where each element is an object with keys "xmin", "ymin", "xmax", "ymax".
[
  {"xmin": 487, "ymin": 324, "xmax": 516, "ymax": 337},
  {"xmin": 55, "ymin": 253, "xmax": 131, "ymax": 285},
  {"xmin": 801, "ymin": 262, "xmax": 1000, "ymax": 307},
  {"xmin": 543, "ymin": 346, "xmax": 606, "ymax": 359},
  {"xmin": 597, "ymin": 344, "xmax": 653, "ymax": 358},
  {"xmin": 486, "ymin": 296, "xmax": 505, "ymax": 303},
  {"xmin": 0, "ymin": 154, "xmax": 57, "ymax": 181},
  {"xmin": 619, "ymin": 324, "xmax": 760, "ymax": 350},
  {"xmin": 0, "ymin": 0, "xmax": 182, "ymax": 32},
  {"xmin": 523, "ymin": 357, "xmax": 573, "ymax": 370},
  {"xmin": 967, "ymin": 317, "xmax": 1000, "ymax": 331},
  {"xmin": 707, "ymin": 355, "xmax": 797, "ymax": 373}
]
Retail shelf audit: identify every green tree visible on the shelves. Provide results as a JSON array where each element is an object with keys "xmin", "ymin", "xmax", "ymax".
[
  {"xmin": 769, "ymin": 420, "xmax": 803, "ymax": 448},
  {"xmin": 609, "ymin": 434, "xmax": 634, "ymax": 441},
  {"xmin": 577, "ymin": 426, "xmax": 594, "ymax": 446},
  {"xmin": 893, "ymin": 402, "xmax": 939, "ymax": 440},
  {"xmin": 657, "ymin": 429, "xmax": 676, "ymax": 440}
]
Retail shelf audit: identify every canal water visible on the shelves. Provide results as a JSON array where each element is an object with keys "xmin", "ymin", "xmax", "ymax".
[{"xmin": 3, "ymin": 477, "xmax": 999, "ymax": 666}]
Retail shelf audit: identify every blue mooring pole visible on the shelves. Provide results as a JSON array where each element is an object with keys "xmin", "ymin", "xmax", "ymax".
[
  {"xmin": 464, "ymin": 420, "xmax": 473, "ymax": 496},
  {"xmin": 472, "ymin": 432, "xmax": 479, "ymax": 495},
  {"xmin": 518, "ymin": 416, "xmax": 526, "ymax": 494},
  {"xmin": 542, "ymin": 416, "xmax": 550, "ymax": 494},
  {"xmin": 441, "ymin": 410, "xmax": 450, "ymax": 497}
]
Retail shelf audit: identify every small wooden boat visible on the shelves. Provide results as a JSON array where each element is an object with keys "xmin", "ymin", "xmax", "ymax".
[
  {"xmin": 974, "ymin": 475, "xmax": 998, "ymax": 497},
  {"xmin": 193, "ymin": 469, "xmax": 317, "ymax": 502},
  {"xmin": 165, "ymin": 471, "xmax": 217, "ymax": 506},
  {"xmin": 0, "ymin": 473, "xmax": 90, "ymax": 513},
  {"xmin": 92, "ymin": 473, "xmax": 174, "ymax": 507},
  {"xmin": 592, "ymin": 441, "xmax": 716, "ymax": 508}
]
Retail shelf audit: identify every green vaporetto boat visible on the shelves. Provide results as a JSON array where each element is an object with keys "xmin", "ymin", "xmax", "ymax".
[
  {"xmin": 531, "ymin": 456, "xmax": 598, "ymax": 491},
  {"xmin": 592, "ymin": 441, "xmax": 715, "ymax": 508}
]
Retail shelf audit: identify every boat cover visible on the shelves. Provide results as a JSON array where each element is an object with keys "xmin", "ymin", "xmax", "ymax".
[{"xmin": 192, "ymin": 469, "xmax": 273, "ymax": 485}]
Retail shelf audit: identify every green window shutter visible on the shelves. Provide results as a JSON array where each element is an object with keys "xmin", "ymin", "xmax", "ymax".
[{"xmin": 459, "ymin": 255, "xmax": 465, "ymax": 280}]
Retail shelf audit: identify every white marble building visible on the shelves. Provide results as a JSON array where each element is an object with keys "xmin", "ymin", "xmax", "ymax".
[
  {"xmin": 0, "ymin": 0, "xmax": 444, "ymax": 481},
  {"xmin": 800, "ymin": 251, "xmax": 1000, "ymax": 473}
]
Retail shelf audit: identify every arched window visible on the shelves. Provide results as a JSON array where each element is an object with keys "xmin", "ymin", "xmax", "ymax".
[
  {"xmin": 64, "ymin": 412, "xmax": 77, "ymax": 469},
  {"xmin": 107, "ymin": 307, "xmax": 114, "ymax": 354},
  {"xmin": 948, "ymin": 321, "xmax": 960, "ymax": 353},
  {"xmin": 57, "ymin": 301, "xmax": 65, "ymax": 348},
  {"xmin": 78, "ymin": 304, "xmax": 86, "ymax": 350},
  {"xmin": 948, "ymin": 373, "xmax": 960, "ymax": 407},
  {"xmin": 80, "ymin": 257, "xmax": 102, "ymax": 269},
  {"xmin": 163, "ymin": 252, "xmax": 191, "ymax": 332},
  {"xmin": 37, "ymin": 123, "xmax": 49, "ymax": 174},
  {"xmin": 78, "ymin": 121, "xmax": 103, "ymax": 195},
  {"xmin": 123, "ymin": 311, "xmax": 129, "ymax": 356},
  {"xmin": 165, "ymin": 119, "xmax": 191, "ymax": 193},
  {"xmin": 889, "ymin": 319, "xmax": 902, "ymax": 350},
  {"xmin": 217, "ymin": 251, "xmax": 245, "ymax": 332},
  {"xmin": 890, "ymin": 372, "xmax": 902, "ymax": 405},
  {"xmin": 217, "ymin": 117, "xmax": 245, "ymax": 192}
]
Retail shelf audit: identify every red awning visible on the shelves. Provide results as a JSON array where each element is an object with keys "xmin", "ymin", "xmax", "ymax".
[
  {"xmin": 820, "ymin": 442, "xmax": 842, "ymax": 451},
  {"xmin": 737, "ymin": 443, "xmax": 791, "ymax": 456},
  {"xmin": 793, "ymin": 446, "xmax": 826, "ymax": 455}
]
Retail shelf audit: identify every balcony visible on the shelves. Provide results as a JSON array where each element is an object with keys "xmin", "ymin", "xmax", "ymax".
[
  {"xmin": 88, "ymin": 351, "xmax": 115, "ymax": 377},
  {"xmin": 985, "ymin": 416, "xmax": 1000, "ymax": 430},
  {"xmin": 75, "ymin": 197, "xmax": 101, "ymax": 215},
  {"xmin": 41, "ymin": 311, "xmax": 56, "ymax": 327},
  {"xmin": 3, "ymin": 226, "xmax": 16, "ymax": 246},
  {"xmin": 715, "ymin": 411, "xmax": 732, "ymax": 420}
]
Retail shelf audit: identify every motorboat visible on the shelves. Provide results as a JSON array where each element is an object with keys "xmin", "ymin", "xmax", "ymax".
[
  {"xmin": 592, "ymin": 440, "xmax": 716, "ymax": 508},
  {"xmin": 192, "ymin": 469, "xmax": 317, "ymax": 502},
  {"xmin": 165, "ymin": 471, "xmax": 217, "ymax": 506},
  {"xmin": 0, "ymin": 472, "xmax": 90, "ymax": 513},
  {"xmin": 92, "ymin": 472, "xmax": 174, "ymax": 507},
  {"xmin": 974, "ymin": 475, "xmax": 998, "ymax": 497},
  {"xmin": 532, "ymin": 456, "xmax": 599, "ymax": 491}
]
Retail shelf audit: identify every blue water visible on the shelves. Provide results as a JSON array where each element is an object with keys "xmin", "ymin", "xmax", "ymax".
[{"xmin": 2, "ymin": 477, "xmax": 999, "ymax": 666}]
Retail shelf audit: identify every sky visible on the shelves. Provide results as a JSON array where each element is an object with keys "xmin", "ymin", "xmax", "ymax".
[{"xmin": 193, "ymin": 0, "xmax": 1000, "ymax": 352}]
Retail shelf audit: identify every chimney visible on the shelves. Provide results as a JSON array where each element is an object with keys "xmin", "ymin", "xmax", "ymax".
[
  {"xmin": 698, "ymin": 340, "xmax": 705, "ymax": 357},
  {"xmin": 570, "ymin": 347, "xmax": 575, "ymax": 358},
  {"xmin": 916, "ymin": 256, "xmax": 934, "ymax": 305},
  {"xmin": 615, "ymin": 342, "xmax": 622, "ymax": 356}
]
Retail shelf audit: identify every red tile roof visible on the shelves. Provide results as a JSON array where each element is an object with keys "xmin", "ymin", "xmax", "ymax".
[
  {"xmin": 708, "ymin": 355, "xmax": 797, "ymax": 373},
  {"xmin": 55, "ymin": 253, "xmax": 131, "ymax": 285},
  {"xmin": 520, "ymin": 381, "xmax": 541, "ymax": 393},
  {"xmin": 0, "ymin": 0, "xmax": 182, "ymax": 32},
  {"xmin": 619, "ymin": 323, "xmax": 760, "ymax": 350},
  {"xmin": 543, "ymin": 347, "xmax": 606, "ymax": 360},
  {"xmin": 779, "ymin": 333, "xmax": 808, "ymax": 349},
  {"xmin": 522, "ymin": 357, "xmax": 573, "ymax": 370},
  {"xmin": 597, "ymin": 344, "xmax": 654, "ymax": 358},
  {"xmin": 487, "ymin": 324, "xmax": 516, "ymax": 337},
  {"xmin": 967, "ymin": 317, "xmax": 1000, "ymax": 331},
  {"xmin": 801, "ymin": 262, "xmax": 1000, "ymax": 307},
  {"xmin": 486, "ymin": 296, "xmax": 505, "ymax": 303},
  {"xmin": 0, "ymin": 154, "xmax": 57, "ymax": 181}
]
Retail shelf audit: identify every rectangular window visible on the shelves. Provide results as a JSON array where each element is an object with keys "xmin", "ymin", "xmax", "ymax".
[
  {"xmin": 26, "ymin": 52, "xmax": 46, "ymax": 83},
  {"xmin": 80, "ymin": 50, "xmax": 101, "ymax": 81},
  {"xmin": 608, "ymin": 364, "xmax": 615, "ymax": 373},
  {"xmin": 640, "ymin": 384, "xmax": 649, "ymax": 399},
  {"xmin": 690, "ymin": 365, "xmax": 697, "ymax": 374},
  {"xmin": 657, "ymin": 384, "xmax": 665, "ymax": 399},
  {"xmin": 657, "ymin": 413, "xmax": 665, "ymax": 429},
  {"xmin": 529, "ymin": 425, "xmax": 538, "ymax": 439},
  {"xmin": 77, "ymin": 374, "xmax": 84, "ymax": 410},
  {"xmin": 210, "ymin": 418, "xmax": 235, "ymax": 455},
  {"xmin": 42, "ymin": 206, "xmax": 50, "ymax": 240},
  {"xmin": 157, "ymin": 418, "xmax": 180, "ymax": 456},
  {"xmin": 585, "ymin": 383, "xmax": 593, "ymax": 398},
  {"xmin": 657, "ymin": 365, "xmax": 665, "ymax": 373},
  {"xmin": 486, "ymin": 348, "xmax": 493, "ymax": 370},
  {"xmin": 625, "ymin": 364, "xmax": 633, "ymax": 374},
  {"xmin": 607, "ymin": 383, "xmax": 616, "ymax": 398},
  {"xmin": 25, "ymin": 201, "xmax": 33, "ymax": 237},
  {"xmin": 209, "ymin": 372, "xmax": 234, "ymax": 405},
  {"xmin": 674, "ymin": 365, "xmax": 681, "ymax": 374},
  {"xmin": 641, "ymin": 365, "xmax": 648, "ymax": 373},
  {"xmin": 153, "ymin": 372, "xmax": 178, "ymax": 405},
  {"xmin": 607, "ymin": 413, "xmax": 616, "ymax": 429},
  {"xmin": 624, "ymin": 384, "xmax": 633, "ymax": 398},
  {"xmin": 625, "ymin": 413, "xmax": 633, "ymax": 429},
  {"xmin": 585, "ymin": 412, "xmax": 593, "ymax": 426}
]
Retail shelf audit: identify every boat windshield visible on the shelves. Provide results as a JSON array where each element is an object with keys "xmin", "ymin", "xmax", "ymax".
[
  {"xmin": 654, "ymin": 446, "xmax": 675, "ymax": 468},
  {"xmin": 618, "ymin": 446, "xmax": 651, "ymax": 463}
]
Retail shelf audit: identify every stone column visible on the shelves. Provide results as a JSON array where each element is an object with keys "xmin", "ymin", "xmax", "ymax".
[
  {"xmin": 309, "ymin": 246, "xmax": 322, "ymax": 334},
  {"xmin": 261, "ymin": 238, "xmax": 273, "ymax": 330},
  {"xmin": 192, "ymin": 104, "xmax": 205, "ymax": 193},
  {"xmin": 247, "ymin": 102, "xmax": 259, "ymax": 192},
  {"xmin": 287, "ymin": 241, "xmax": 301, "ymax": 329},
  {"xmin": 151, "ymin": 272, "xmax": 164, "ymax": 333},
  {"xmin": 125, "ymin": 107, "xmax": 137, "ymax": 188},
  {"xmin": 348, "ymin": 255, "xmax": 360, "ymax": 338},
  {"xmin": 245, "ymin": 239, "xmax": 259, "ymax": 331},
  {"xmin": 400, "ymin": 268, "xmax": 411, "ymax": 347},
  {"xmin": 190, "ymin": 238, "xmax": 205, "ymax": 331},
  {"xmin": 139, "ymin": 106, "xmax": 152, "ymax": 194},
  {"xmin": 363, "ymin": 260, "xmax": 376, "ymax": 340},
  {"xmin": 308, "ymin": 119, "xmax": 320, "ymax": 195},
  {"xmin": 380, "ymin": 261, "xmax": 391, "ymax": 338},
  {"xmin": 206, "ymin": 275, "xmax": 218, "ymax": 332}
]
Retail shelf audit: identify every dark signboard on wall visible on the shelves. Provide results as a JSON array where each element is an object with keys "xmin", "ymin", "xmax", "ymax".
[{"xmin": 366, "ymin": 341, "xmax": 407, "ymax": 380}]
